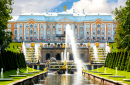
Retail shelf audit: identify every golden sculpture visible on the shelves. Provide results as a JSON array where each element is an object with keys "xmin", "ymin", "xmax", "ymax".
[
  {"xmin": 96, "ymin": 42, "xmax": 99, "ymax": 47},
  {"xmin": 63, "ymin": 5, "xmax": 67, "ymax": 11},
  {"xmin": 31, "ymin": 43, "xmax": 35, "ymax": 47},
  {"xmin": 82, "ymin": 67, "xmax": 86, "ymax": 72},
  {"xmin": 44, "ymin": 67, "xmax": 48, "ymax": 72}
]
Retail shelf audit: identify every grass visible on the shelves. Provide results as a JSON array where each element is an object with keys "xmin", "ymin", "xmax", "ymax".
[
  {"xmin": 86, "ymin": 67, "xmax": 130, "ymax": 85},
  {"xmin": 6, "ymin": 42, "xmax": 21, "ymax": 53},
  {"xmin": 0, "ymin": 67, "xmax": 45, "ymax": 85}
]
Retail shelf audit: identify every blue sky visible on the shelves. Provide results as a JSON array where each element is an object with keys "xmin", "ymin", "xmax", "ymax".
[{"xmin": 51, "ymin": 0, "xmax": 118, "ymax": 12}]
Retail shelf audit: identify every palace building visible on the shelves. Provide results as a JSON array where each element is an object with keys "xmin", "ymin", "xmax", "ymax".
[{"xmin": 7, "ymin": 9, "xmax": 118, "ymax": 42}]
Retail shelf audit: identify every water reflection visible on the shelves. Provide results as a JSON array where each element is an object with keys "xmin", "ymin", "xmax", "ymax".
[{"xmin": 38, "ymin": 73, "xmax": 99, "ymax": 85}]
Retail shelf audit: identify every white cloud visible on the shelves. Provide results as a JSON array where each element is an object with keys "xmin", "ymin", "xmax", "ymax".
[
  {"xmin": 11, "ymin": 0, "xmax": 65, "ymax": 16},
  {"xmin": 67, "ymin": 0, "xmax": 127, "ymax": 14}
]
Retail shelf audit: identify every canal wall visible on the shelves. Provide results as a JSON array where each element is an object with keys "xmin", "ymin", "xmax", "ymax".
[
  {"xmin": 8, "ymin": 72, "xmax": 47, "ymax": 85},
  {"xmin": 82, "ymin": 72, "xmax": 127, "ymax": 85}
]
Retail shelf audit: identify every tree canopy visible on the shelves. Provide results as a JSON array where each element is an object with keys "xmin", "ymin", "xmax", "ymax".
[
  {"xmin": 113, "ymin": 0, "xmax": 130, "ymax": 51},
  {"xmin": 0, "ymin": 0, "xmax": 13, "ymax": 50}
]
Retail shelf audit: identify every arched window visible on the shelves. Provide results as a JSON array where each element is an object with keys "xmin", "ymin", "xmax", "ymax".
[
  {"xmin": 40, "ymin": 29, "xmax": 43, "ymax": 34},
  {"xmin": 114, "ymin": 29, "xmax": 116, "ymax": 35},
  {"xmin": 30, "ymin": 29, "xmax": 33, "ymax": 35},
  {"xmin": 8, "ymin": 24, "xmax": 11, "ymax": 28},
  {"xmin": 108, "ymin": 29, "xmax": 111, "ymax": 34},
  {"xmin": 87, "ymin": 29, "xmax": 90, "ymax": 34},
  {"xmin": 93, "ymin": 24, "xmax": 96, "ymax": 28},
  {"xmin": 80, "ymin": 29, "xmax": 83, "ymax": 35},
  {"xmin": 8, "ymin": 29, "xmax": 11, "ymax": 32},
  {"xmin": 87, "ymin": 24, "xmax": 90, "ymax": 28},
  {"xmin": 40, "ymin": 24, "xmax": 44, "ymax": 28},
  {"xmin": 26, "ymin": 24, "xmax": 29, "ymax": 28},
  {"xmin": 20, "ymin": 23, "xmax": 23, "ymax": 28},
  {"xmin": 34, "ymin": 29, "xmax": 37, "ymax": 34},
  {"xmin": 64, "ymin": 24, "xmax": 66, "ymax": 28},
  {"xmin": 75, "ymin": 25, "xmax": 77, "ymax": 28},
  {"xmin": 108, "ymin": 24, "xmax": 111, "ymax": 28},
  {"xmin": 97, "ymin": 29, "xmax": 100, "ymax": 34},
  {"xmin": 26, "ymin": 29, "xmax": 29, "ymax": 34},
  {"xmin": 30, "ymin": 24, "xmax": 33, "ymax": 28},
  {"xmin": 101, "ymin": 29, "xmax": 104, "ymax": 35},
  {"xmin": 47, "ymin": 25, "xmax": 50, "ymax": 28},
  {"xmin": 75, "ymin": 29, "xmax": 77, "ymax": 35},
  {"xmin": 47, "ymin": 29, "xmax": 50, "ymax": 35},
  {"xmin": 97, "ymin": 24, "xmax": 100, "ymax": 28},
  {"xmin": 101, "ymin": 24, "xmax": 104, "ymax": 28},
  {"xmin": 80, "ymin": 25, "xmax": 83, "ymax": 29},
  {"xmin": 93, "ymin": 29, "xmax": 96, "ymax": 34},
  {"xmin": 53, "ymin": 29, "xmax": 55, "ymax": 35},
  {"xmin": 34, "ymin": 24, "xmax": 37, "ymax": 28},
  {"xmin": 20, "ymin": 29, "xmax": 23, "ymax": 34}
]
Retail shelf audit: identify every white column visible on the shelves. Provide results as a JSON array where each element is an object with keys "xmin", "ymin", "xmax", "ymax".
[
  {"xmin": 56, "ymin": 24, "xmax": 58, "ymax": 34},
  {"xmin": 24, "ymin": 23, "xmax": 26, "ymax": 40},
  {"xmin": 38, "ymin": 23, "xmax": 39, "ymax": 40},
  {"xmin": 17, "ymin": 23, "xmax": 19, "ymax": 41},
  {"xmin": 112, "ymin": 23, "xmax": 113, "ymax": 40},
  {"xmin": 72, "ymin": 24, "xmax": 74, "ymax": 35},
  {"xmin": 61, "ymin": 52, "xmax": 63, "ymax": 62},
  {"xmin": 84, "ymin": 23, "xmax": 86, "ymax": 39},
  {"xmin": 105, "ymin": 23, "xmax": 106, "ymax": 40},
  {"xmin": 91, "ymin": 23, "xmax": 92, "ymax": 39},
  {"xmin": 44, "ymin": 23, "xmax": 46, "ymax": 39},
  {"xmin": 67, "ymin": 52, "xmax": 69, "ymax": 62}
]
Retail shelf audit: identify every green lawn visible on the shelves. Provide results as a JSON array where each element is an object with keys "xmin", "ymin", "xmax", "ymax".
[
  {"xmin": 6, "ymin": 43, "xmax": 21, "ymax": 52},
  {"xmin": 86, "ymin": 67, "xmax": 130, "ymax": 85},
  {"xmin": 0, "ymin": 67, "xmax": 45, "ymax": 85}
]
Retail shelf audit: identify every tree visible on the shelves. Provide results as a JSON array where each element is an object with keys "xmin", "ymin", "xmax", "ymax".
[
  {"xmin": 0, "ymin": 0, "xmax": 13, "ymax": 50},
  {"xmin": 113, "ymin": 0, "xmax": 130, "ymax": 51}
]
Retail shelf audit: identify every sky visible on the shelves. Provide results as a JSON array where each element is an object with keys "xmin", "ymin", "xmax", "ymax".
[{"xmin": 11, "ymin": 0, "xmax": 127, "ymax": 16}]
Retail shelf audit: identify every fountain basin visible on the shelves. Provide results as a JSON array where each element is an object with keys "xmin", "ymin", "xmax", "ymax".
[
  {"xmin": 9, "ymin": 75, "xmax": 26, "ymax": 77},
  {"xmin": 99, "ymin": 73, "xmax": 113, "ymax": 75},
  {"xmin": 0, "ymin": 78, "xmax": 13, "ymax": 81},
  {"xmin": 123, "ymin": 79, "xmax": 130, "ymax": 82},
  {"xmin": 108, "ymin": 76, "xmax": 126, "ymax": 78},
  {"xmin": 89, "ymin": 71, "xmax": 103, "ymax": 73}
]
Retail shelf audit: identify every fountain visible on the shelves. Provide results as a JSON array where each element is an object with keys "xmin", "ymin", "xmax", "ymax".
[
  {"xmin": 21, "ymin": 67, "xmax": 34, "ymax": 74},
  {"xmin": 93, "ymin": 45, "xmax": 99, "ymax": 63},
  {"xmin": 99, "ymin": 67, "xmax": 113, "ymax": 75},
  {"xmin": 22, "ymin": 42, "xmax": 27, "ymax": 58},
  {"xmin": 105, "ymin": 42, "xmax": 110, "ymax": 54},
  {"xmin": 9, "ymin": 68, "xmax": 26, "ymax": 77},
  {"xmin": 0, "ymin": 68, "xmax": 13, "ymax": 81}
]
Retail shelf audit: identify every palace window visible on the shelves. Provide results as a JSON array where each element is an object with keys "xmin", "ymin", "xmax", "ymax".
[
  {"xmin": 20, "ymin": 37, "xmax": 23, "ymax": 40},
  {"xmin": 108, "ymin": 29, "xmax": 111, "ymax": 35},
  {"xmin": 20, "ymin": 23, "xmax": 23, "ymax": 28},
  {"xmin": 97, "ymin": 24, "xmax": 100, "ymax": 28},
  {"xmin": 80, "ymin": 25, "xmax": 83, "ymax": 29},
  {"xmin": 26, "ymin": 37, "xmax": 29, "ymax": 40},
  {"xmin": 26, "ymin": 24, "xmax": 29, "ymax": 28},
  {"xmin": 93, "ymin": 29, "xmax": 96, "ymax": 35},
  {"xmin": 64, "ymin": 25, "xmax": 66, "ymax": 28},
  {"xmin": 34, "ymin": 24, "xmax": 37, "ymax": 28},
  {"xmin": 34, "ymin": 37, "xmax": 37, "ymax": 40},
  {"xmin": 114, "ymin": 24, "xmax": 117, "ymax": 28},
  {"xmin": 101, "ymin": 29, "xmax": 104, "ymax": 35},
  {"xmin": 97, "ymin": 29, "xmax": 100, "ymax": 34},
  {"xmin": 75, "ymin": 25, "xmax": 77, "ymax": 28},
  {"xmin": 108, "ymin": 37, "xmax": 111, "ymax": 40},
  {"xmin": 53, "ymin": 25, "xmax": 55, "ymax": 28},
  {"xmin": 80, "ymin": 29, "xmax": 83, "ymax": 35},
  {"xmin": 108, "ymin": 24, "xmax": 111, "ymax": 28},
  {"xmin": 34, "ymin": 29, "xmax": 37, "ymax": 35},
  {"xmin": 30, "ymin": 29, "xmax": 33, "ymax": 35},
  {"xmin": 101, "ymin": 37, "xmax": 104, "ymax": 40},
  {"xmin": 14, "ymin": 29, "xmax": 17, "ymax": 35},
  {"xmin": 30, "ymin": 37, "xmax": 33, "ymax": 40},
  {"xmin": 75, "ymin": 29, "xmax": 77, "ymax": 35},
  {"xmin": 30, "ymin": 24, "xmax": 33, "ymax": 28},
  {"xmin": 87, "ymin": 29, "xmax": 90, "ymax": 34},
  {"xmin": 14, "ymin": 37, "xmax": 17, "ymax": 40},
  {"xmin": 101, "ymin": 24, "xmax": 104, "ymax": 28},
  {"xmin": 47, "ymin": 29, "xmax": 50, "ymax": 35},
  {"xmin": 93, "ymin": 24, "xmax": 96, "ymax": 28},
  {"xmin": 87, "ymin": 37, "xmax": 89, "ymax": 40},
  {"xmin": 114, "ymin": 29, "xmax": 116, "ymax": 35},
  {"xmin": 53, "ymin": 30, "xmax": 55, "ymax": 35},
  {"xmin": 93, "ymin": 37, "xmax": 96, "ymax": 40},
  {"xmin": 40, "ymin": 29, "xmax": 43, "ymax": 34},
  {"xmin": 8, "ymin": 29, "xmax": 11, "ymax": 32},
  {"xmin": 97, "ymin": 37, "xmax": 100, "ymax": 39},
  {"xmin": 26, "ymin": 29, "xmax": 29, "ymax": 34},
  {"xmin": 47, "ymin": 25, "xmax": 50, "ymax": 28},
  {"xmin": 20, "ymin": 29, "xmax": 23, "ymax": 34},
  {"xmin": 40, "ymin": 24, "xmax": 44, "ymax": 28},
  {"xmin": 8, "ymin": 24, "xmax": 11, "ymax": 28},
  {"xmin": 14, "ymin": 24, "xmax": 17, "ymax": 28},
  {"xmin": 87, "ymin": 24, "xmax": 90, "ymax": 28}
]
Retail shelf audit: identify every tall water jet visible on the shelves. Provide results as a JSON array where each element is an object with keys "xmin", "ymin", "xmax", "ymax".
[
  {"xmin": 105, "ymin": 42, "xmax": 110, "ymax": 54},
  {"xmin": 93, "ymin": 45, "xmax": 99, "ymax": 62},
  {"xmin": 66, "ymin": 24, "xmax": 83, "ymax": 74},
  {"xmin": 22, "ymin": 42, "xmax": 26, "ymax": 58},
  {"xmin": 35, "ymin": 44, "xmax": 39, "ymax": 63}
]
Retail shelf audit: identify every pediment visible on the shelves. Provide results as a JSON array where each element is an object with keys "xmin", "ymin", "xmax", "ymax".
[{"xmin": 57, "ymin": 18, "xmax": 74, "ymax": 22}]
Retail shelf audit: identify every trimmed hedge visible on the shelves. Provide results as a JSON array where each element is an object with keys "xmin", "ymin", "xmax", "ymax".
[
  {"xmin": 0, "ymin": 51, "xmax": 26, "ymax": 71},
  {"xmin": 104, "ymin": 51, "xmax": 130, "ymax": 72}
]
